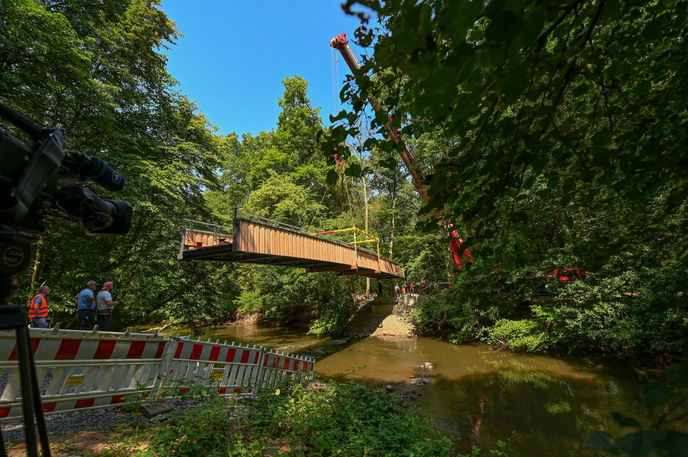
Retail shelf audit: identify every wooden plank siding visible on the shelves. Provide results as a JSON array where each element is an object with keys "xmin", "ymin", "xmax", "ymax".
[
  {"xmin": 180, "ymin": 228, "xmax": 232, "ymax": 250},
  {"xmin": 178, "ymin": 218, "xmax": 404, "ymax": 279}
]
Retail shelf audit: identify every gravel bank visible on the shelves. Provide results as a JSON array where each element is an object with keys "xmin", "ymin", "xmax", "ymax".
[{"xmin": 1, "ymin": 398, "xmax": 202, "ymax": 444}]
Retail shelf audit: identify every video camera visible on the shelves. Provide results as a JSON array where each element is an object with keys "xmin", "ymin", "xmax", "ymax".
[
  {"xmin": 0, "ymin": 102, "xmax": 133, "ymax": 457},
  {"xmin": 0, "ymin": 103, "xmax": 132, "ymax": 276}
]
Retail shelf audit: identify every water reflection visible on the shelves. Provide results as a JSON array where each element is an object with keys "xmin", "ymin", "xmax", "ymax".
[
  {"xmin": 163, "ymin": 326, "xmax": 652, "ymax": 457},
  {"xmin": 166, "ymin": 325, "xmax": 333, "ymax": 353},
  {"xmin": 316, "ymin": 337, "xmax": 647, "ymax": 456}
]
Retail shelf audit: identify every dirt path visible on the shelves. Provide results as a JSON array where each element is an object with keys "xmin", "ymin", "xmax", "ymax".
[{"xmin": 7, "ymin": 430, "xmax": 141, "ymax": 457}]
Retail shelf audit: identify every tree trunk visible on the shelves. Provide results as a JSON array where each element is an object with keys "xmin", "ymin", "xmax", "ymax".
[
  {"xmin": 362, "ymin": 176, "xmax": 370, "ymax": 295},
  {"xmin": 28, "ymin": 238, "xmax": 43, "ymax": 300},
  {"xmin": 389, "ymin": 174, "xmax": 398, "ymax": 260},
  {"xmin": 389, "ymin": 196, "xmax": 396, "ymax": 259}
]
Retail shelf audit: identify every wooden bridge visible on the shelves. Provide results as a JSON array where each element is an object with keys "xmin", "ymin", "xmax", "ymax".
[{"xmin": 178, "ymin": 216, "xmax": 404, "ymax": 280}]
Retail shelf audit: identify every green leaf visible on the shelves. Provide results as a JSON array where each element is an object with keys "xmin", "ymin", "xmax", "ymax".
[
  {"xmin": 584, "ymin": 431, "xmax": 613, "ymax": 450},
  {"xmin": 344, "ymin": 163, "xmax": 362, "ymax": 177},
  {"xmin": 611, "ymin": 412, "xmax": 641, "ymax": 428},
  {"xmin": 486, "ymin": 11, "xmax": 522, "ymax": 43},
  {"xmin": 380, "ymin": 157, "xmax": 398, "ymax": 170},
  {"xmin": 641, "ymin": 383, "xmax": 672, "ymax": 411},
  {"xmin": 326, "ymin": 169, "xmax": 339, "ymax": 185}
]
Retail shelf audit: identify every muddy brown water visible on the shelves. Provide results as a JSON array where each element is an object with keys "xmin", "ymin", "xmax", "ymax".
[{"xmin": 168, "ymin": 325, "xmax": 656, "ymax": 457}]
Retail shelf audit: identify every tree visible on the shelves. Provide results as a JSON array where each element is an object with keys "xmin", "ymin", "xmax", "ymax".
[
  {"xmin": 327, "ymin": 0, "xmax": 687, "ymax": 272},
  {"xmin": 1, "ymin": 0, "xmax": 233, "ymax": 326},
  {"xmin": 326, "ymin": 1, "xmax": 688, "ymax": 453}
]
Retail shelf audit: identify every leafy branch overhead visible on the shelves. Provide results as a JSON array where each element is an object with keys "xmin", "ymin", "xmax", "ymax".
[{"xmin": 325, "ymin": 0, "xmax": 688, "ymax": 272}]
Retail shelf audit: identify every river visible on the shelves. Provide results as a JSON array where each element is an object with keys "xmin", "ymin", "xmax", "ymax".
[{"xmin": 172, "ymin": 325, "xmax": 653, "ymax": 457}]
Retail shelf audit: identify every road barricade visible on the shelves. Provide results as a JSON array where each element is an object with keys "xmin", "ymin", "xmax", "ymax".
[
  {"xmin": 0, "ymin": 328, "xmax": 166, "ymax": 418},
  {"xmin": 162, "ymin": 337, "xmax": 315, "ymax": 395},
  {"xmin": 0, "ymin": 328, "xmax": 316, "ymax": 418},
  {"xmin": 259, "ymin": 350, "xmax": 315, "ymax": 390}
]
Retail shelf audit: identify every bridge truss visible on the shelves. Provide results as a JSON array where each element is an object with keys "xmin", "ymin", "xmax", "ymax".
[{"xmin": 178, "ymin": 213, "xmax": 404, "ymax": 280}]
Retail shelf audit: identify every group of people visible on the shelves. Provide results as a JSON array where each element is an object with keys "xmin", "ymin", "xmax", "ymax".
[
  {"xmin": 394, "ymin": 282, "xmax": 441, "ymax": 296},
  {"xmin": 395, "ymin": 283, "xmax": 419, "ymax": 295},
  {"xmin": 28, "ymin": 280, "xmax": 119, "ymax": 331}
]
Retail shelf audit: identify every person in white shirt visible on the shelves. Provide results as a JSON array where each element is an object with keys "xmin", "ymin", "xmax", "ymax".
[{"xmin": 96, "ymin": 281, "xmax": 119, "ymax": 331}]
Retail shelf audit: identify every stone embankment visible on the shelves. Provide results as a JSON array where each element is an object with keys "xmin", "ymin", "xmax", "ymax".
[
  {"xmin": 347, "ymin": 294, "xmax": 417, "ymax": 338},
  {"xmin": 370, "ymin": 313, "xmax": 414, "ymax": 337}
]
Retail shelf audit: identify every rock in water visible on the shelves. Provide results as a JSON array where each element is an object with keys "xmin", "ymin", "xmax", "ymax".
[{"xmin": 409, "ymin": 377, "xmax": 427, "ymax": 386}]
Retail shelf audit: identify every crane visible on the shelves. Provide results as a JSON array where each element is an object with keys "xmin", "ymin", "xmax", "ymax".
[{"xmin": 330, "ymin": 32, "xmax": 472, "ymax": 270}]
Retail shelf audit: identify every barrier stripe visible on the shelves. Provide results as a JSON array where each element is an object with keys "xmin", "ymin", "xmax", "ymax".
[
  {"xmin": 126, "ymin": 341, "xmax": 145, "ymax": 359},
  {"xmin": 94, "ymin": 340, "xmax": 116, "ymax": 359},
  {"xmin": 190, "ymin": 344, "xmax": 203, "ymax": 360},
  {"xmin": 0, "ymin": 329, "xmax": 315, "ymax": 418},
  {"xmin": 56, "ymin": 339, "xmax": 81, "ymax": 360},
  {"xmin": 154, "ymin": 342, "xmax": 165, "ymax": 359},
  {"xmin": 75, "ymin": 398, "xmax": 94, "ymax": 408},
  {"xmin": 8, "ymin": 338, "xmax": 41, "ymax": 361}
]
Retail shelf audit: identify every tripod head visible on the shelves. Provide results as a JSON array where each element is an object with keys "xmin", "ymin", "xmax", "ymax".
[{"xmin": 0, "ymin": 103, "xmax": 133, "ymax": 287}]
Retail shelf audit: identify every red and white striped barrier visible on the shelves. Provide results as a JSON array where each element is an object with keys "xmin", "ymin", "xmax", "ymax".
[
  {"xmin": 0, "ymin": 328, "xmax": 166, "ymax": 418},
  {"xmin": 0, "ymin": 329, "xmax": 316, "ymax": 418},
  {"xmin": 259, "ymin": 350, "xmax": 315, "ymax": 390},
  {"xmin": 162, "ymin": 337, "xmax": 315, "ymax": 396}
]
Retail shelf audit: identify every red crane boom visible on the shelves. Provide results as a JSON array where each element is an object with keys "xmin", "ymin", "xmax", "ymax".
[{"xmin": 330, "ymin": 32, "xmax": 472, "ymax": 269}]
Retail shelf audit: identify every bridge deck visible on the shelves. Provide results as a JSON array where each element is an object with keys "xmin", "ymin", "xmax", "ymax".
[{"xmin": 178, "ymin": 218, "xmax": 404, "ymax": 280}]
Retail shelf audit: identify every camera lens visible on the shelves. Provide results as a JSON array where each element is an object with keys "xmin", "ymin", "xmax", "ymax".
[{"xmin": 56, "ymin": 186, "xmax": 133, "ymax": 235}]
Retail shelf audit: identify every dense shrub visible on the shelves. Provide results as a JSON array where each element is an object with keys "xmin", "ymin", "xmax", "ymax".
[
  {"xmin": 246, "ymin": 383, "xmax": 452, "ymax": 457},
  {"xmin": 410, "ymin": 255, "xmax": 688, "ymax": 359},
  {"xmin": 102, "ymin": 383, "xmax": 453, "ymax": 457}
]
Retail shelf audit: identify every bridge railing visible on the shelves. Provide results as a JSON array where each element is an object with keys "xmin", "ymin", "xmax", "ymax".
[{"xmin": 0, "ymin": 328, "xmax": 315, "ymax": 418}]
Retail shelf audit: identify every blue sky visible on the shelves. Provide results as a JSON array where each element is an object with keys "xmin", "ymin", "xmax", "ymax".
[{"xmin": 161, "ymin": 1, "xmax": 365, "ymax": 136}]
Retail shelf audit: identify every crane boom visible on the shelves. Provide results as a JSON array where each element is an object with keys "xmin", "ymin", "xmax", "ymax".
[
  {"xmin": 330, "ymin": 33, "xmax": 425, "ymax": 194},
  {"xmin": 330, "ymin": 32, "xmax": 473, "ymax": 269}
]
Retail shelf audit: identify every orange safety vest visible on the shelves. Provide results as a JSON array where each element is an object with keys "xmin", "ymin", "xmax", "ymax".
[{"xmin": 28, "ymin": 293, "xmax": 49, "ymax": 319}]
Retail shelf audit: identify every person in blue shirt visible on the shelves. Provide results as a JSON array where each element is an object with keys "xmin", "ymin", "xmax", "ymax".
[{"xmin": 74, "ymin": 280, "xmax": 98, "ymax": 330}]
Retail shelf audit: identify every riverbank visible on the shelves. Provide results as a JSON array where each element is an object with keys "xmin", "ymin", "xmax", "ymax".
[
  {"xmin": 4, "ymin": 322, "xmax": 678, "ymax": 457},
  {"xmin": 345, "ymin": 305, "xmax": 415, "ymax": 338},
  {"xmin": 7, "ymin": 382, "xmax": 457, "ymax": 457},
  {"xmin": 5, "ymin": 398, "xmax": 203, "ymax": 456},
  {"xmin": 113, "ymin": 323, "xmax": 679, "ymax": 456}
]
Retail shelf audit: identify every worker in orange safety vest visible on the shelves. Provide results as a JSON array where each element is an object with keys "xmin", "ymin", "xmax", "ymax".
[{"xmin": 29, "ymin": 285, "xmax": 51, "ymax": 328}]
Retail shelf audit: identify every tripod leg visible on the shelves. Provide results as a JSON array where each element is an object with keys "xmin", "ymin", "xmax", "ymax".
[
  {"xmin": 16, "ymin": 327, "xmax": 39, "ymax": 457},
  {"xmin": 23, "ymin": 327, "xmax": 50, "ymax": 457},
  {"xmin": 0, "ymin": 417, "xmax": 7, "ymax": 457}
]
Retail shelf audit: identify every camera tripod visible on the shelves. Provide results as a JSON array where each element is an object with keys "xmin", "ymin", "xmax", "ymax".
[
  {"xmin": 0, "ymin": 101, "xmax": 132, "ymax": 457},
  {"xmin": 0, "ymin": 237, "xmax": 51, "ymax": 457}
]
